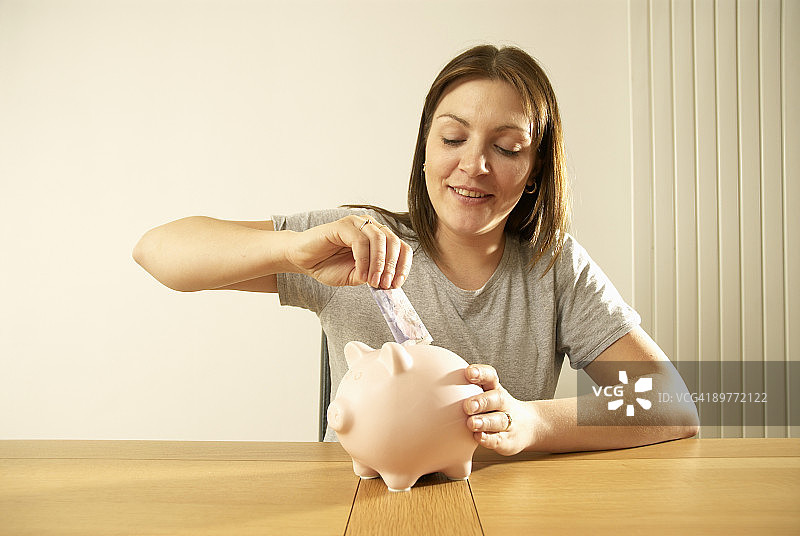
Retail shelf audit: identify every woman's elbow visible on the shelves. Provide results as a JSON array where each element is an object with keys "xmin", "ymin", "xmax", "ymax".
[
  {"xmin": 682, "ymin": 408, "xmax": 701, "ymax": 438},
  {"xmin": 132, "ymin": 231, "xmax": 196, "ymax": 292},
  {"xmin": 132, "ymin": 233, "xmax": 150, "ymax": 268},
  {"xmin": 132, "ymin": 230, "xmax": 162, "ymax": 276},
  {"xmin": 672, "ymin": 403, "xmax": 701, "ymax": 439}
]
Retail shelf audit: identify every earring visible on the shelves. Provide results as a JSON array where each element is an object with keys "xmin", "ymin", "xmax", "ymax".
[
  {"xmin": 524, "ymin": 182, "xmax": 537, "ymax": 194},
  {"xmin": 422, "ymin": 162, "xmax": 426, "ymax": 173}
]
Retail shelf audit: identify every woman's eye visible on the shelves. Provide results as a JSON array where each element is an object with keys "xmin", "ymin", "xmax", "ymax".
[
  {"xmin": 442, "ymin": 138, "xmax": 465, "ymax": 146},
  {"xmin": 496, "ymin": 146, "xmax": 520, "ymax": 157},
  {"xmin": 441, "ymin": 137, "xmax": 521, "ymax": 157}
]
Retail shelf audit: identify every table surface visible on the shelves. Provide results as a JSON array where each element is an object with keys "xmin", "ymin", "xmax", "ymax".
[{"xmin": 1, "ymin": 438, "xmax": 799, "ymax": 535}]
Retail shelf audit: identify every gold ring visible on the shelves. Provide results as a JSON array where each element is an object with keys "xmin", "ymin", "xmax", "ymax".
[
  {"xmin": 359, "ymin": 218, "xmax": 373, "ymax": 231},
  {"xmin": 502, "ymin": 411, "xmax": 512, "ymax": 431}
]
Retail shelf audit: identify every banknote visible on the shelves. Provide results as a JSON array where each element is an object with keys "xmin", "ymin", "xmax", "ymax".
[{"xmin": 368, "ymin": 286, "xmax": 433, "ymax": 345}]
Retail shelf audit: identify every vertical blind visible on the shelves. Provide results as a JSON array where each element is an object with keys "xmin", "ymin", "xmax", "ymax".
[{"xmin": 628, "ymin": 0, "xmax": 798, "ymax": 438}]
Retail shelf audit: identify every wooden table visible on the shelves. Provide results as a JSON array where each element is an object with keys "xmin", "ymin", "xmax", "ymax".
[{"xmin": 1, "ymin": 439, "xmax": 798, "ymax": 535}]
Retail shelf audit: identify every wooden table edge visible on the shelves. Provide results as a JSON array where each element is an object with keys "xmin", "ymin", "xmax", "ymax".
[
  {"xmin": 2, "ymin": 438, "xmax": 798, "ymax": 462},
  {"xmin": 0, "ymin": 440, "xmax": 352, "ymax": 461},
  {"xmin": 473, "ymin": 437, "xmax": 800, "ymax": 463}
]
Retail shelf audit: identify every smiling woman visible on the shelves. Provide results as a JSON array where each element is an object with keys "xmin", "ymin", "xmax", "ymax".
[
  {"xmin": 423, "ymin": 78, "xmax": 537, "ymax": 285},
  {"xmin": 345, "ymin": 45, "xmax": 570, "ymax": 290},
  {"xmin": 134, "ymin": 44, "xmax": 699, "ymax": 454},
  {"xmin": 405, "ymin": 45, "xmax": 570, "ymax": 275}
]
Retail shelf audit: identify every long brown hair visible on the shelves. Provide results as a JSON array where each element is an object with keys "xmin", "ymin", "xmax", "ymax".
[{"xmin": 351, "ymin": 44, "xmax": 570, "ymax": 274}]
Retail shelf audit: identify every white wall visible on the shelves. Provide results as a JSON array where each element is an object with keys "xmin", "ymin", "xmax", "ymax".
[{"xmin": 0, "ymin": 0, "xmax": 634, "ymax": 440}]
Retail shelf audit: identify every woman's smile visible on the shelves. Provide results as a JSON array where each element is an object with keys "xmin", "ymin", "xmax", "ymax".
[{"xmin": 449, "ymin": 185, "xmax": 492, "ymax": 201}]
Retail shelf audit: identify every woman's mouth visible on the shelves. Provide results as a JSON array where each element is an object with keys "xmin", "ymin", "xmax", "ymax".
[{"xmin": 450, "ymin": 186, "xmax": 490, "ymax": 199}]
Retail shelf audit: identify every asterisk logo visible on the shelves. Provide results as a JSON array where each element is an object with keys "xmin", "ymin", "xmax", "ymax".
[{"xmin": 607, "ymin": 371, "xmax": 653, "ymax": 416}]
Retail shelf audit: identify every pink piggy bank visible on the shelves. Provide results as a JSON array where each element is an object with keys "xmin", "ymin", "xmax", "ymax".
[{"xmin": 326, "ymin": 340, "xmax": 483, "ymax": 491}]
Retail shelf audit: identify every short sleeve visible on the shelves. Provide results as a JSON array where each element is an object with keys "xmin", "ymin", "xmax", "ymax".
[
  {"xmin": 271, "ymin": 208, "xmax": 357, "ymax": 314},
  {"xmin": 554, "ymin": 234, "xmax": 641, "ymax": 369}
]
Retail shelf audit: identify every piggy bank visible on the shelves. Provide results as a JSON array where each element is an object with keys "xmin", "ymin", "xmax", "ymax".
[{"xmin": 326, "ymin": 341, "xmax": 483, "ymax": 491}]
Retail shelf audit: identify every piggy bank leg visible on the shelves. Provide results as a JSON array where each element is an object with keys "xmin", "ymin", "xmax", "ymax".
[
  {"xmin": 442, "ymin": 460, "xmax": 473, "ymax": 481},
  {"xmin": 381, "ymin": 473, "xmax": 417, "ymax": 492},
  {"xmin": 352, "ymin": 459, "xmax": 379, "ymax": 479}
]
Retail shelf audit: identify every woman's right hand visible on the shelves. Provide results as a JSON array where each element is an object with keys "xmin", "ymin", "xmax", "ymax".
[{"xmin": 285, "ymin": 215, "xmax": 413, "ymax": 288}]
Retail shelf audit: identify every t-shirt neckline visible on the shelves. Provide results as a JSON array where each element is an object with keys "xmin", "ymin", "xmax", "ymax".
[{"xmin": 423, "ymin": 233, "xmax": 515, "ymax": 299}]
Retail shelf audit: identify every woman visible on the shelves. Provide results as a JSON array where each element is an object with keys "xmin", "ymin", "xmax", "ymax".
[{"xmin": 134, "ymin": 45, "xmax": 699, "ymax": 454}]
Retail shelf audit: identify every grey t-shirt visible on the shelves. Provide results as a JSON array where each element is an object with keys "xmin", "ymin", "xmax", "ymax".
[{"xmin": 273, "ymin": 208, "xmax": 641, "ymax": 441}]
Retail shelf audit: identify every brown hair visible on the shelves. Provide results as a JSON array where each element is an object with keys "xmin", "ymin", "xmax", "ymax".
[{"xmin": 350, "ymin": 44, "xmax": 570, "ymax": 273}]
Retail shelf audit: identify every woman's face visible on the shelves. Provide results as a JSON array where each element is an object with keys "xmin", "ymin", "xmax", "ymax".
[{"xmin": 424, "ymin": 78, "xmax": 535, "ymax": 244}]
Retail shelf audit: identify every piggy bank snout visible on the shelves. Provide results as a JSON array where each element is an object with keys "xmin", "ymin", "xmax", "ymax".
[{"xmin": 326, "ymin": 400, "xmax": 351, "ymax": 434}]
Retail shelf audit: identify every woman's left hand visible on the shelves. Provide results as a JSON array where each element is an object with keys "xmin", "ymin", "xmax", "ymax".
[{"xmin": 463, "ymin": 364, "xmax": 534, "ymax": 456}]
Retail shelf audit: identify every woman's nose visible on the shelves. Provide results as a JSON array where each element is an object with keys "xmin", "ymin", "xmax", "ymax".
[{"xmin": 459, "ymin": 143, "xmax": 489, "ymax": 177}]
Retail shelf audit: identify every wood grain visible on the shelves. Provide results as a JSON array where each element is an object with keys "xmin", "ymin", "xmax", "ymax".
[
  {"xmin": 345, "ymin": 473, "xmax": 481, "ymax": 535},
  {"xmin": 0, "ymin": 457, "xmax": 357, "ymax": 535},
  {"xmin": 470, "ymin": 446, "xmax": 800, "ymax": 535},
  {"xmin": 2, "ymin": 438, "xmax": 799, "ymax": 535}
]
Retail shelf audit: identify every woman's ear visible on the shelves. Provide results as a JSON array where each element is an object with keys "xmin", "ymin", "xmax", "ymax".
[
  {"xmin": 530, "ymin": 146, "xmax": 544, "ymax": 178},
  {"xmin": 527, "ymin": 158, "xmax": 543, "ymax": 191}
]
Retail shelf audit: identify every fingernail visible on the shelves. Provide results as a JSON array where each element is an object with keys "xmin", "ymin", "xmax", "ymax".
[
  {"xmin": 473, "ymin": 418, "xmax": 483, "ymax": 431},
  {"xmin": 371, "ymin": 273, "xmax": 381, "ymax": 287},
  {"xmin": 469, "ymin": 401, "xmax": 479, "ymax": 413},
  {"xmin": 468, "ymin": 368, "xmax": 480, "ymax": 381}
]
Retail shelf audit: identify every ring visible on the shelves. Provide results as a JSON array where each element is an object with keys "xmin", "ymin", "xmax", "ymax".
[
  {"xmin": 359, "ymin": 218, "xmax": 373, "ymax": 231},
  {"xmin": 502, "ymin": 411, "xmax": 512, "ymax": 431}
]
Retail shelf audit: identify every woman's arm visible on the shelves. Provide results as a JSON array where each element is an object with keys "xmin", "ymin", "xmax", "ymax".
[
  {"xmin": 463, "ymin": 326, "xmax": 700, "ymax": 455},
  {"xmin": 524, "ymin": 327, "xmax": 699, "ymax": 452},
  {"xmin": 132, "ymin": 217, "xmax": 290, "ymax": 292},
  {"xmin": 132, "ymin": 215, "xmax": 413, "ymax": 292}
]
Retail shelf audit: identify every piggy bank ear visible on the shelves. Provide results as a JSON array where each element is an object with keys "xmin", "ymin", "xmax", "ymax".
[
  {"xmin": 344, "ymin": 341, "xmax": 374, "ymax": 368},
  {"xmin": 378, "ymin": 342, "xmax": 413, "ymax": 375}
]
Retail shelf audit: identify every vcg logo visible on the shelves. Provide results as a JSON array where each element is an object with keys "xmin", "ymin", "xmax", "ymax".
[{"xmin": 591, "ymin": 371, "xmax": 653, "ymax": 416}]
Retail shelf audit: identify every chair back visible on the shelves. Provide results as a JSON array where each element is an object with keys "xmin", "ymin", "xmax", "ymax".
[{"xmin": 318, "ymin": 331, "xmax": 331, "ymax": 441}]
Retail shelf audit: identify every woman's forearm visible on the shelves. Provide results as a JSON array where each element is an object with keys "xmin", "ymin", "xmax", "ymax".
[
  {"xmin": 525, "ymin": 374, "xmax": 700, "ymax": 453},
  {"xmin": 132, "ymin": 216, "xmax": 296, "ymax": 291}
]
